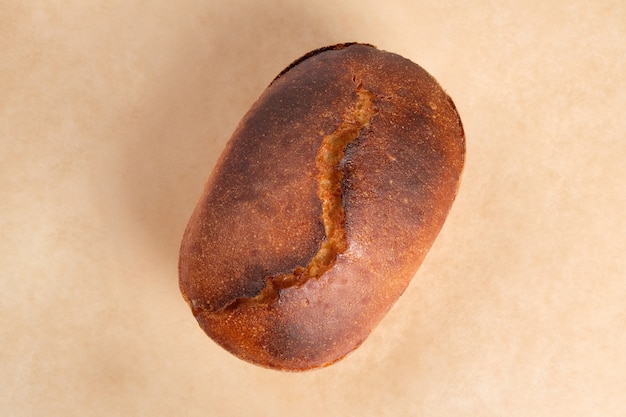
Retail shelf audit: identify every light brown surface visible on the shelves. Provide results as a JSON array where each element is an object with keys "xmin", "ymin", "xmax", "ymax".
[{"xmin": 2, "ymin": 0, "xmax": 625, "ymax": 415}]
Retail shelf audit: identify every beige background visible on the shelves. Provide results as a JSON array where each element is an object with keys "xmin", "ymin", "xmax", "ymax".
[{"xmin": 2, "ymin": 1, "xmax": 625, "ymax": 416}]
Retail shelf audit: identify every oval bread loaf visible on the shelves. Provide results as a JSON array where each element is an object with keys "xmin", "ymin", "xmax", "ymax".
[{"xmin": 179, "ymin": 43, "xmax": 465, "ymax": 371}]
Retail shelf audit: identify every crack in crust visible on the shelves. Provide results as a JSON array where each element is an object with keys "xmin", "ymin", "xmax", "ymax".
[{"xmin": 222, "ymin": 83, "xmax": 378, "ymax": 310}]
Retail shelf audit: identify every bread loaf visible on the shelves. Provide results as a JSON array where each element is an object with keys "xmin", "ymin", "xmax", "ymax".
[{"xmin": 179, "ymin": 43, "xmax": 465, "ymax": 370}]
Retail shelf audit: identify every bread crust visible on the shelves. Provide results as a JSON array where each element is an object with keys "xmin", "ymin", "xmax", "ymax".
[{"xmin": 179, "ymin": 43, "xmax": 465, "ymax": 370}]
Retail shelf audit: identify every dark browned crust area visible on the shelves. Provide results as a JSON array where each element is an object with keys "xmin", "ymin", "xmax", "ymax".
[
  {"xmin": 220, "ymin": 83, "xmax": 378, "ymax": 310},
  {"xmin": 179, "ymin": 43, "xmax": 465, "ymax": 371},
  {"xmin": 271, "ymin": 42, "xmax": 374, "ymax": 83}
]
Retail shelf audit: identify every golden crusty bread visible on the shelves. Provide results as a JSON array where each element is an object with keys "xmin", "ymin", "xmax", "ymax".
[{"xmin": 179, "ymin": 43, "xmax": 465, "ymax": 371}]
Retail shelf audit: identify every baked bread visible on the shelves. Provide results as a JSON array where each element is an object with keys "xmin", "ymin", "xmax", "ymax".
[{"xmin": 179, "ymin": 43, "xmax": 465, "ymax": 370}]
